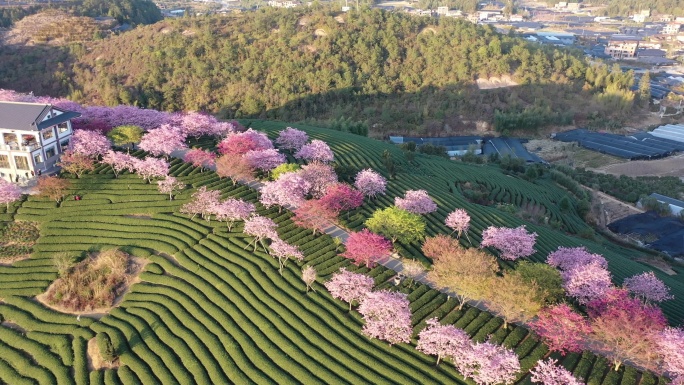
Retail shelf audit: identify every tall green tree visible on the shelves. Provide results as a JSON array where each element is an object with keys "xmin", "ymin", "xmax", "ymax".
[
  {"xmin": 365, "ymin": 206, "xmax": 426, "ymax": 244},
  {"xmin": 638, "ymin": 71, "xmax": 651, "ymax": 106}
]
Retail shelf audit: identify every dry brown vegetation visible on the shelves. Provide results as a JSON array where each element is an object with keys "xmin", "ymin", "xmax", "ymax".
[
  {"xmin": 0, "ymin": 221, "xmax": 39, "ymax": 263},
  {"xmin": 44, "ymin": 249, "xmax": 139, "ymax": 312},
  {"xmin": 1, "ymin": 10, "xmax": 109, "ymax": 46}
]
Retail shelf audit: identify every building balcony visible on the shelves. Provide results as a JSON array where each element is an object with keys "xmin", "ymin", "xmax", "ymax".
[{"xmin": 0, "ymin": 143, "xmax": 40, "ymax": 152}]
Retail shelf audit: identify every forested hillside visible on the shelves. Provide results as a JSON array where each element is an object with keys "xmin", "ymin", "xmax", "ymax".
[{"xmin": 1, "ymin": 8, "xmax": 642, "ymax": 135}]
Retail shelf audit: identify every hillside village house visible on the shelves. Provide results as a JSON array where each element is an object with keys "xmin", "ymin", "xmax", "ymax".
[
  {"xmin": 605, "ymin": 39, "xmax": 640, "ymax": 59},
  {"xmin": 0, "ymin": 101, "xmax": 81, "ymax": 183}
]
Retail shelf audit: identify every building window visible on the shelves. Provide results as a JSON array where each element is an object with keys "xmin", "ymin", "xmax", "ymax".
[
  {"xmin": 45, "ymin": 146, "xmax": 56, "ymax": 159},
  {"xmin": 34, "ymin": 153, "xmax": 42, "ymax": 164},
  {"xmin": 58, "ymin": 123, "xmax": 69, "ymax": 133},
  {"xmin": 0, "ymin": 155, "xmax": 8, "ymax": 168},
  {"xmin": 14, "ymin": 156, "xmax": 29, "ymax": 170},
  {"xmin": 60, "ymin": 139, "xmax": 70, "ymax": 151},
  {"xmin": 42, "ymin": 129, "xmax": 54, "ymax": 140}
]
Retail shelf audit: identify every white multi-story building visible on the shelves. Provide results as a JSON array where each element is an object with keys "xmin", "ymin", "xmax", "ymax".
[{"xmin": 0, "ymin": 101, "xmax": 81, "ymax": 183}]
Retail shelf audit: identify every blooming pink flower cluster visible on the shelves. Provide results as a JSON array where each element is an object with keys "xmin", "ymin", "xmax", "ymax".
[
  {"xmin": 157, "ymin": 176, "xmax": 185, "ymax": 200},
  {"xmin": 217, "ymin": 129, "xmax": 273, "ymax": 156},
  {"xmin": 480, "ymin": 225, "xmax": 537, "ymax": 261},
  {"xmin": 319, "ymin": 183, "xmax": 364, "ymax": 214},
  {"xmin": 0, "ymin": 179, "xmax": 22, "ymax": 209},
  {"xmin": 354, "ymin": 169, "xmax": 386, "ymax": 198},
  {"xmin": 416, "ymin": 318, "xmax": 471, "ymax": 365},
  {"xmin": 259, "ymin": 172, "xmax": 312, "ymax": 210},
  {"xmin": 445, "ymin": 208, "xmax": 470, "ymax": 238},
  {"xmin": 183, "ymin": 149, "xmax": 216, "ymax": 170},
  {"xmin": 530, "ymin": 359, "xmax": 584, "ymax": 385},
  {"xmin": 269, "ymin": 238, "xmax": 305, "ymax": 273},
  {"xmin": 298, "ymin": 163, "xmax": 338, "ymax": 199},
  {"xmin": 132, "ymin": 157, "xmax": 170, "ymax": 183},
  {"xmin": 453, "ymin": 341, "xmax": 520, "ymax": 385},
  {"xmin": 342, "ymin": 229, "xmax": 392, "ymax": 268},
  {"xmin": 529, "ymin": 304, "xmax": 592, "ymax": 355},
  {"xmin": 623, "ymin": 271, "xmax": 673, "ymax": 303},
  {"xmin": 358, "ymin": 290, "xmax": 412, "ymax": 346},
  {"xmin": 546, "ymin": 247, "xmax": 608, "ymax": 271},
  {"xmin": 324, "ymin": 268, "xmax": 375, "ymax": 311},
  {"xmin": 102, "ymin": 151, "xmax": 137, "ymax": 178},
  {"xmin": 139, "ymin": 125, "xmax": 188, "ymax": 157},
  {"xmin": 244, "ymin": 149, "xmax": 286, "ymax": 172},
  {"xmin": 180, "ymin": 186, "xmax": 222, "ymax": 220},
  {"xmin": 294, "ymin": 139, "xmax": 334, "ymax": 163},
  {"xmin": 275, "ymin": 127, "xmax": 309, "ymax": 152},
  {"xmin": 214, "ymin": 199, "xmax": 256, "ymax": 231},
  {"xmin": 395, "ymin": 189, "xmax": 438, "ymax": 215},
  {"xmin": 546, "ymin": 247, "xmax": 613, "ymax": 304},
  {"xmin": 70, "ymin": 130, "xmax": 111, "ymax": 158}
]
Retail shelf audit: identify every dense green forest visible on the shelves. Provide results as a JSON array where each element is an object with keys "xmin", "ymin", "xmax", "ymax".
[
  {"xmin": 0, "ymin": 0, "xmax": 162, "ymax": 27},
  {"xmin": 0, "ymin": 7, "xmax": 642, "ymax": 135}
]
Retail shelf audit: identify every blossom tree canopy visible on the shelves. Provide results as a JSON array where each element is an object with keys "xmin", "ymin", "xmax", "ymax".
[
  {"xmin": 623, "ymin": 271, "xmax": 673, "ymax": 303},
  {"xmin": 180, "ymin": 112, "xmax": 222, "ymax": 138},
  {"xmin": 292, "ymin": 199, "xmax": 337, "ymax": 235},
  {"xmin": 445, "ymin": 208, "xmax": 470, "ymax": 239},
  {"xmin": 302, "ymin": 265, "xmax": 317, "ymax": 292},
  {"xmin": 395, "ymin": 190, "xmax": 438, "ymax": 215},
  {"xmin": 358, "ymin": 290, "xmax": 412, "ymax": 346},
  {"xmin": 324, "ymin": 268, "xmax": 375, "ymax": 311},
  {"xmin": 562, "ymin": 262, "xmax": 613, "ymax": 304},
  {"xmin": 530, "ymin": 359, "xmax": 585, "ymax": 385},
  {"xmin": 416, "ymin": 318, "xmax": 471, "ymax": 365},
  {"xmin": 184, "ymin": 148, "xmax": 217, "ymax": 170},
  {"xmin": 179, "ymin": 186, "xmax": 221, "ymax": 220},
  {"xmin": 243, "ymin": 149, "xmax": 286, "ymax": 172},
  {"xmin": 243, "ymin": 215, "xmax": 279, "ymax": 251},
  {"xmin": 452, "ymin": 341, "xmax": 520, "ymax": 385},
  {"xmin": 354, "ymin": 169, "xmax": 387, "ymax": 198},
  {"xmin": 57, "ymin": 150, "xmax": 95, "ymax": 178},
  {"xmin": 298, "ymin": 163, "xmax": 338, "ymax": 199},
  {"xmin": 422, "ymin": 234, "xmax": 462, "ymax": 261},
  {"xmin": 657, "ymin": 327, "xmax": 684, "ymax": 384},
  {"xmin": 36, "ymin": 176, "xmax": 71, "ymax": 203},
  {"xmin": 102, "ymin": 150, "xmax": 137, "ymax": 178},
  {"xmin": 217, "ymin": 129, "xmax": 273, "ymax": 155},
  {"xmin": 215, "ymin": 155, "xmax": 254, "ymax": 185},
  {"xmin": 546, "ymin": 246, "xmax": 608, "ymax": 272},
  {"xmin": 138, "ymin": 124, "xmax": 188, "ymax": 157},
  {"xmin": 0, "ymin": 179, "xmax": 22, "ymax": 209},
  {"xmin": 259, "ymin": 172, "xmax": 311, "ymax": 211},
  {"xmin": 213, "ymin": 198, "xmax": 255, "ymax": 231},
  {"xmin": 275, "ymin": 127, "xmax": 309, "ymax": 152},
  {"xmin": 294, "ymin": 139, "xmax": 334, "ymax": 163},
  {"xmin": 586, "ymin": 288, "xmax": 668, "ymax": 371},
  {"xmin": 70, "ymin": 129, "xmax": 111, "ymax": 158},
  {"xmin": 480, "ymin": 225, "xmax": 537, "ymax": 261},
  {"xmin": 529, "ymin": 304, "xmax": 592, "ymax": 355},
  {"xmin": 157, "ymin": 176, "xmax": 185, "ymax": 200},
  {"xmin": 269, "ymin": 239, "xmax": 305, "ymax": 274},
  {"xmin": 342, "ymin": 229, "xmax": 393, "ymax": 268},
  {"xmin": 133, "ymin": 157, "xmax": 170, "ymax": 183},
  {"xmin": 319, "ymin": 184, "xmax": 364, "ymax": 214}
]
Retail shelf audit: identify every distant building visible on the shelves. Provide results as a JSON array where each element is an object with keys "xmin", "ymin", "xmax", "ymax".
[
  {"xmin": 0, "ymin": 101, "xmax": 80, "ymax": 183},
  {"xmin": 633, "ymin": 14, "xmax": 647, "ymax": 23},
  {"xmin": 605, "ymin": 40, "xmax": 640, "ymax": 58},
  {"xmin": 267, "ymin": 0, "xmax": 300, "ymax": 7},
  {"xmin": 663, "ymin": 23, "xmax": 681, "ymax": 35},
  {"xmin": 659, "ymin": 15, "xmax": 673, "ymax": 22},
  {"xmin": 567, "ymin": 2, "xmax": 581, "ymax": 11},
  {"xmin": 436, "ymin": 6, "xmax": 448, "ymax": 15},
  {"xmin": 508, "ymin": 14, "xmax": 523, "ymax": 22},
  {"xmin": 637, "ymin": 48, "xmax": 666, "ymax": 57}
]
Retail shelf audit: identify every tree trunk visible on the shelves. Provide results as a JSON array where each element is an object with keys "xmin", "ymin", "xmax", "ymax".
[{"xmin": 613, "ymin": 361, "xmax": 621, "ymax": 371}]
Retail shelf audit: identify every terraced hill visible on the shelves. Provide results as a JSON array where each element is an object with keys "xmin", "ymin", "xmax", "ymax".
[{"xmin": 0, "ymin": 122, "xmax": 677, "ymax": 384}]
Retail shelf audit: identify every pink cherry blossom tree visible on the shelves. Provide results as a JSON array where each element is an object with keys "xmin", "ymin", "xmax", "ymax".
[
  {"xmin": 138, "ymin": 125, "xmax": 188, "ymax": 157},
  {"xmin": 319, "ymin": 184, "xmax": 364, "ymax": 216},
  {"xmin": 0, "ymin": 179, "xmax": 22, "ymax": 209},
  {"xmin": 276, "ymin": 127, "xmax": 309, "ymax": 152},
  {"xmin": 395, "ymin": 190, "xmax": 438, "ymax": 215},
  {"xmin": 445, "ymin": 208, "xmax": 471, "ymax": 241},
  {"xmin": 215, "ymin": 155, "xmax": 254, "ymax": 185},
  {"xmin": 298, "ymin": 163, "xmax": 338, "ymax": 199},
  {"xmin": 562, "ymin": 262, "xmax": 613, "ymax": 304},
  {"xmin": 157, "ymin": 176, "xmax": 185, "ymax": 200},
  {"xmin": 358, "ymin": 290, "xmax": 412, "ymax": 346},
  {"xmin": 70, "ymin": 129, "xmax": 111, "ymax": 158},
  {"xmin": 529, "ymin": 304, "xmax": 592, "ymax": 355},
  {"xmin": 342, "ymin": 229, "xmax": 393, "ymax": 268},
  {"xmin": 217, "ymin": 129, "xmax": 273, "ymax": 156},
  {"xmin": 259, "ymin": 172, "xmax": 311, "ymax": 212},
  {"xmin": 452, "ymin": 341, "xmax": 520, "ymax": 385},
  {"xmin": 180, "ymin": 112, "xmax": 220, "ymax": 138},
  {"xmin": 657, "ymin": 327, "xmax": 684, "ymax": 384},
  {"xmin": 183, "ymin": 148, "xmax": 216, "ymax": 172},
  {"xmin": 213, "ymin": 199, "xmax": 255, "ymax": 231},
  {"xmin": 269, "ymin": 239, "xmax": 305, "ymax": 274},
  {"xmin": 480, "ymin": 225, "xmax": 537, "ymax": 261},
  {"xmin": 57, "ymin": 150, "xmax": 95, "ymax": 178},
  {"xmin": 294, "ymin": 139, "xmax": 334, "ymax": 163},
  {"xmin": 546, "ymin": 247, "xmax": 608, "ymax": 272},
  {"xmin": 324, "ymin": 268, "xmax": 375, "ymax": 311},
  {"xmin": 623, "ymin": 271, "xmax": 673, "ymax": 303},
  {"xmin": 302, "ymin": 266, "xmax": 317, "ymax": 292},
  {"xmin": 416, "ymin": 318, "xmax": 471, "ymax": 365},
  {"xmin": 587, "ymin": 288, "xmax": 668, "ymax": 371},
  {"xmin": 530, "ymin": 359, "xmax": 585, "ymax": 385},
  {"xmin": 102, "ymin": 151, "xmax": 136, "ymax": 178},
  {"xmin": 179, "ymin": 186, "xmax": 221, "ymax": 221},
  {"xmin": 243, "ymin": 216, "xmax": 279, "ymax": 252},
  {"xmin": 292, "ymin": 199, "xmax": 337, "ymax": 235},
  {"xmin": 354, "ymin": 169, "xmax": 386, "ymax": 198},
  {"xmin": 243, "ymin": 149, "xmax": 286, "ymax": 173},
  {"xmin": 133, "ymin": 157, "xmax": 169, "ymax": 183}
]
